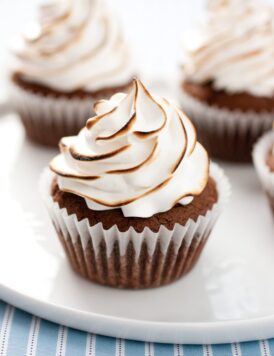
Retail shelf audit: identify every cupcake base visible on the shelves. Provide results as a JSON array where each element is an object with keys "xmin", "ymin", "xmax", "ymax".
[
  {"xmin": 41, "ymin": 163, "xmax": 230, "ymax": 289},
  {"xmin": 189, "ymin": 123, "xmax": 259, "ymax": 163},
  {"xmin": 51, "ymin": 176, "xmax": 218, "ymax": 233},
  {"xmin": 11, "ymin": 73, "xmax": 132, "ymax": 147},
  {"xmin": 181, "ymin": 81, "xmax": 274, "ymax": 163},
  {"xmin": 49, "ymin": 176, "xmax": 218, "ymax": 288},
  {"xmin": 56, "ymin": 228, "xmax": 210, "ymax": 289},
  {"xmin": 20, "ymin": 111, "xmax": 84, "ymax": 147},
  {"xmin": 253, "ymin": 131, "xmax": 274, "ymax": 218}
]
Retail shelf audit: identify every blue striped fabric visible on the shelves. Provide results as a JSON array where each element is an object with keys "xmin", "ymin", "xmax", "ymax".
[
  {"xmin": 36, "ymin": 319, "xmax": 59, "ymax": 356},
  {"xmin": 0, "ymin": 300, "xmax": 273, "ymax": 356},
  {"xmin": 183, "ymin": 344, "xmax": 203, "ymax": 356},
  {"xmin": 6, "ymin": 309, "xmax": 32, "ymax": 356},
  {"xmin": 124, "ymin": 340, "xmax": 145, "ymax": 355},
  {"xmin": 241, "ymin": 340, "xmax": 262, "ymax": 356}
]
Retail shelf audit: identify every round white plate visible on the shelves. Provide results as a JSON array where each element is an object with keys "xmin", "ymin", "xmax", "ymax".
[{"xmin": 1, "ymin": 114, "xmax": 274, "ymax": 345}]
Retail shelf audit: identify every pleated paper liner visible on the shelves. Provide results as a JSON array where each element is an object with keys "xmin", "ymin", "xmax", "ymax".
[
  {"xmin": 40, "ymin": 163, "xmax": 230, "ymax": 289},
  {"xmin": 180, "ymin": 88, "xmax": 273, "ymax": 163},
  {"xmin": 10, "ymin": 81, "xmax": 95, "ymax": 147},
  {"xmin": 253, "ymin": 130, "xmax": 274, "ymax": 217}
]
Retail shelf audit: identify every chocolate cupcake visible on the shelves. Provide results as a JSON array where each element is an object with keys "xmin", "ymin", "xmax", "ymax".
[
  {"xmin": 10, "ymin": 0, "xmax": 135, "ymax": 147},
  {"xmin": 253, "ymin": 130, "xmax": 274, "ymax": 216},
  {"xmin": 41, "ymin": 79, "xmax": 230, "ymax": 289},
  {"xmin": 180, "ymin": 0, "xmax": 274, "ymax": 162}
]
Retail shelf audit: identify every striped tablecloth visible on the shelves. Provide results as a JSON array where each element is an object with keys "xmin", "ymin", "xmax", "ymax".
[{"xmin": 0, "ymin": 300, "xmax": 274, "ymax": 356}]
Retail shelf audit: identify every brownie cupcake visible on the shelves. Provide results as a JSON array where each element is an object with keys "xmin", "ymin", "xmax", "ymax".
[
  {"xmin": 41, "ymin": 79, "xmax": 230, "ymax": 289},
  {"xmin": 253, "ymin": 130, "xmax": 274, "ymax": 216},
  {"xmin": 180, "ymin": 0, "xmax": 274, "ymax": 162},
  {"xmin": 10, "ymin": 0, "xmax": 135, "ymax": 147}
]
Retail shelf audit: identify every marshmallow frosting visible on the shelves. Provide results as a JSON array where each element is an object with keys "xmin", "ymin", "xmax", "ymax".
[
  {"xmin": 50, "ymin": 79, "xmax": 209, "ymax": 218},
  {"xmin": 183, "ymin": 0, "xmax": 274, "ymax": 97},
  {"xmin": 12, "ymin": 0, "xmax": 134, "ymax": 92}
]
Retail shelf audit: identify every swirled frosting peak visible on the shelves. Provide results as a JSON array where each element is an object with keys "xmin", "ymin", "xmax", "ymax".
[
  {"xmin": 183, "ymin": 0, "xmax": 274, "ymax": 97},
  {"xmin": 12, "ymin": 0, "xmax": 134, "ymax": 92},
  {"xmin": 50, "ymin": 79, "xmax": 209, "ymax": 218}
]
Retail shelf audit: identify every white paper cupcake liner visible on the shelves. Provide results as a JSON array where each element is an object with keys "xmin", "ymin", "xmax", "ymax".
[
  {"xmin": 253, "ymin": 131, "xmax": 274, "ymax": 205},
  {"xmin": 180, "ymin": 88, "xmax": 274, "ymax": 162},
  {"xmin": 10, "ymin": 81, "xmax": 95, "ymax": 147},
  {"xmin": 40, "ymin": 163, "xmax": 230, "ymax": 289}
]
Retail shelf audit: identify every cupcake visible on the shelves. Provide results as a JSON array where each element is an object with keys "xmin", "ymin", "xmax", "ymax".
[
  {"xmin": 41, "ymin": 79, "xmax": 230, "ymax": 289},
  {"xmin": 10, "ymin": 0, "xmax": 135, "ymax": 147},
  {"xmin": 253, "ymin": 130, "xmax": 274, "ymax": 216},
  {"xmin": 180, "ymin": 0, "xmax": 274, "ymax": 162}
]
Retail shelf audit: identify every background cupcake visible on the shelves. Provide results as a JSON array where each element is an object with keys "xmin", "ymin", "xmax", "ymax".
[
  {"xmin": 253, "ymin": 130, "xmax": 274, "ymax": 217},
  {"xmin": 180, "ymin": 0, "xmax": 274, "ymax": 163},
  {"xmin": 41, "ymin": 79, "xmax": 230, "ymax": 289},
  {"xmin": 10, "ymin": 0, "xmax": 135, "ymax": 147}
]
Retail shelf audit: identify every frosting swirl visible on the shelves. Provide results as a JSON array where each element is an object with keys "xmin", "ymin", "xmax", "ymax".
[
  {"xmin": 50, "ymin": 79, "xmax": 209, "ymax": 218},
  {"xmin": 183, "ymin": 0, "xmax": 274, "ymax": 97},
  {"xmin": 12, "ymin": 0, "xmax": 134, "ymax": 92}
]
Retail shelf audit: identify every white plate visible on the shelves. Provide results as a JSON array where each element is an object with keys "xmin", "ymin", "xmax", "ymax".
[{"xmin": 1, "ymin": 114, "xmax": 274, "ymax": 345}]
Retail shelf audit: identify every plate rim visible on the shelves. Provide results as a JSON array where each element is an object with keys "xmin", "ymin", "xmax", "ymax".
[{"xmin": 1, "ymin": 281, "xmax": 274, "ymax": 344}]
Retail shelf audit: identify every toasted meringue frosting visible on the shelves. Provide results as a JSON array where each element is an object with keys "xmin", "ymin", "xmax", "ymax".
[
  {"xmin": 12, "ymin": 0, "xmax": 135, "ymax": 92},
  {"xmin": 183, "ymin": 0, "xmax": 274, "ymax": 97},
  {"xmin": 50, "ymin": 79, "xmax": 209, "ymax": 218}
]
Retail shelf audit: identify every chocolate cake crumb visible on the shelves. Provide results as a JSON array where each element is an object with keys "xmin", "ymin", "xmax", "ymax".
[
  {"xmin": 51, "ymin": 177, "xmax": 218, "ymax": 233},
  {"xmin": 12, "ymin": 72, "xmax": 132, "ymax": 100},
  {"xmin": 183, "ymin": 81, "xmax": 274, "ymax": 112}
]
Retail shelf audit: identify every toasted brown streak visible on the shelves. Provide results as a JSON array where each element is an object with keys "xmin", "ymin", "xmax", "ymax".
[
  {"xmin": 61, "ymin": 175, "xmax": 173, "ymax": 208},
  {"xmin": 92, "ymin": 79, "xmax": 137, "ymax": 134},
  {"xmin": 133, "ymin": 112, "xmax": 167, "ymax": 138},
  {"xmin": 49, "ymin": 162, "xmax": 100, "ymax": 181},
  {"xmin": 38, "ymin": 2, "xmax": 92, "ymax": 57},
  {"xmin": 161, "ymin": 99, "xmax": 189, "ymax": 174},
  {"xmin": 69, "ymin": 17, "xmax": 108, "ymax": 64},
  {"xmin": 229, "ymin": 49, "xmax": 262, "ymax": 62},
  {"xmin": 86, "ymin": 106, "xmax": 117, "ymax": 130},
  {"xmin": 20, "ymin": 16, "xmax": 109, "ymax": 79},
  {"xmin": 133, "ymin": 130, "xmax": 157, "ymax": 139},
  {"xmin": 93, "ymin": 99, "xmax": 108, "ymax": 113},
  {"xmin": 133, "ymin": 81, "xmax": 167, "ymax": 139},
  {"xmin": 96, "ymin": 113, "xmax": 136, "ymax": 141},
  {"xmin": 177, "ymin": 110, "xmax": 197, "ymax": 158},
  {"xmin": 59, "ymin": 139, "xmax": 68, "ymax": 152},
  {"xmin": 86, "ymin": 79, "xmax": 136, "ymax": 131},
  {"xmin": 59, "ymin": 132, "xmax": 84, "ymax": 153},
  {"xmin": 170, "ymin": 113, "xmax": 188, "ymax": 174},
  {"xmin": 193, "ymin": 30, "xmax": 255, "ymax": 70},
  {"xmin": 38, "ymin": 10, "xmax": 72, "ymax": 41},
  {"xmin": 172, "ymin": 154, "xmax": 210, "ymax": 207},
  {"xmin": 69, "ymin": 144, "xmax": 131, "ymax": 162},
  {"xmin": 24, "ymin": 27, "xmax": 51, "ymax": 45},
  {"xmin": 24, "ymin": 5, "xmax": 71, "ymax": 44},
  {"xmin": 133, "ymin": 79, "xmax": 138, "ymax": 111},
  {"xmin": 106, "ymin": 139, "xmax": 158, "ymax": 174},
  {"xmin": 75, "ymin": 42, "xmax": 130, "ymax": 90}
]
